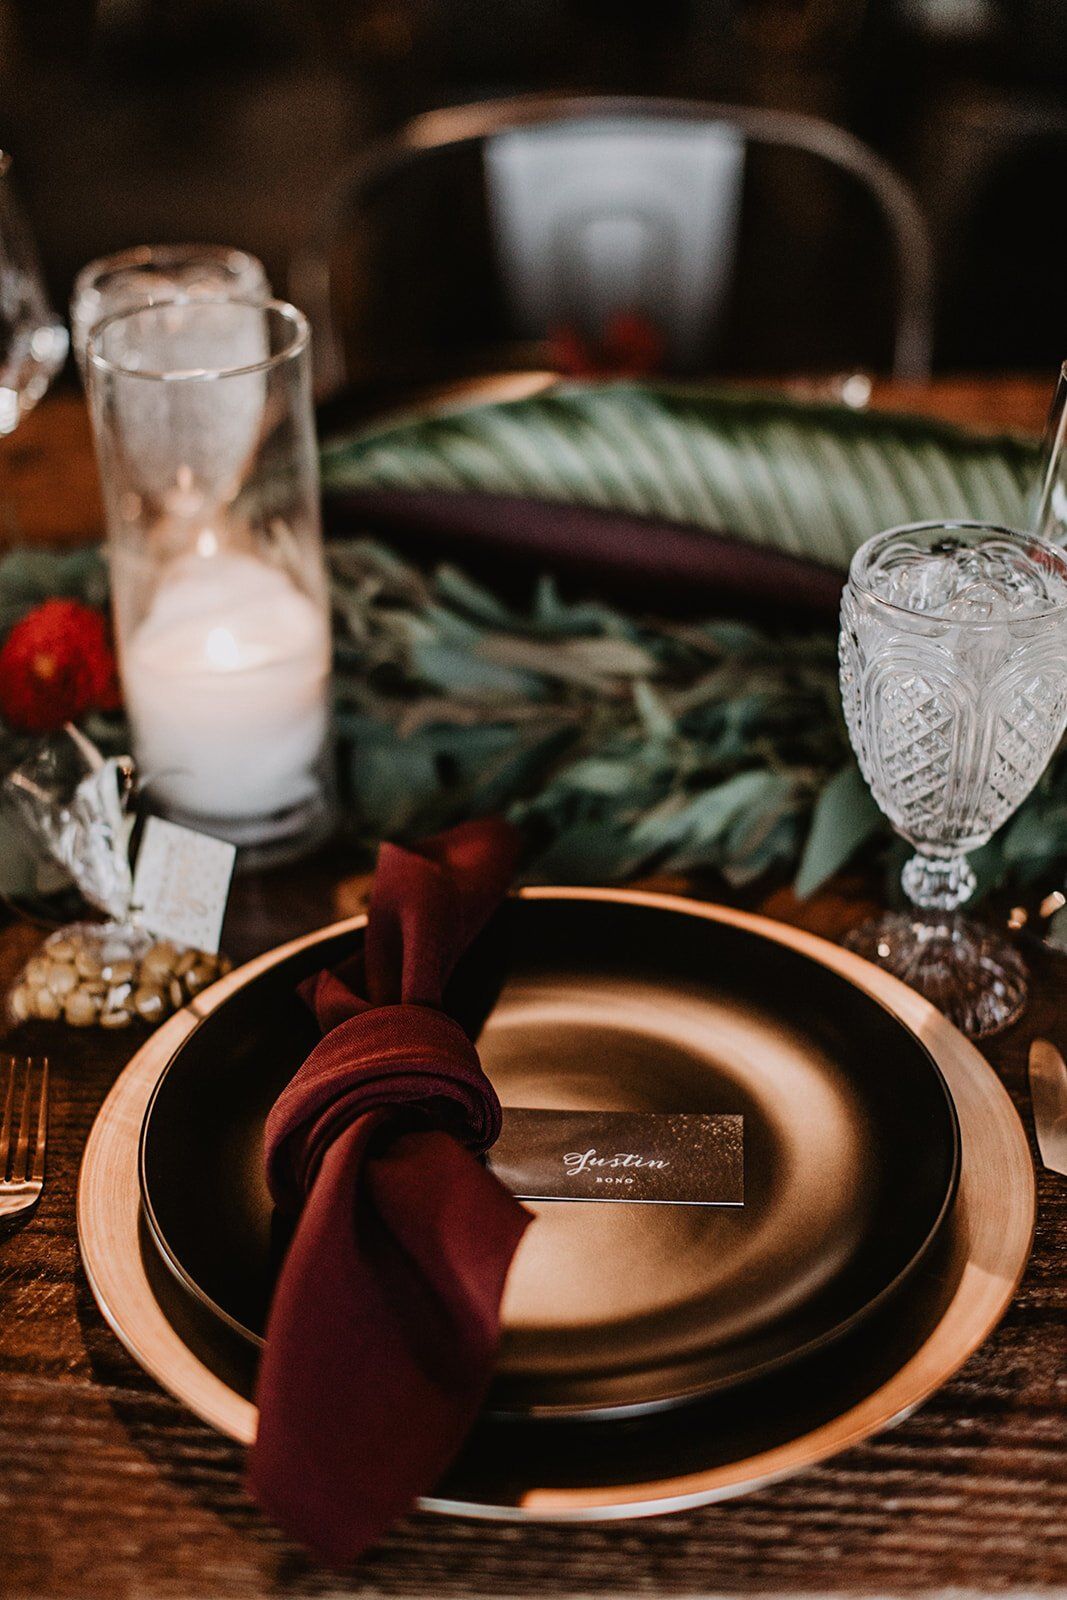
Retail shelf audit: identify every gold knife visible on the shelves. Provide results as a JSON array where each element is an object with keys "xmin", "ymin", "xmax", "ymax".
[{"xmin": 1028, "ymin": 1039, "xmax": 1067, "ymax": 1177}]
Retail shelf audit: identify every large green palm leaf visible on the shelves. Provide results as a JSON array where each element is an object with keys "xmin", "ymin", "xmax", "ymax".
[{"xmin": 322, "ymin": 383, "xmax": 1040, "ymax": 567}]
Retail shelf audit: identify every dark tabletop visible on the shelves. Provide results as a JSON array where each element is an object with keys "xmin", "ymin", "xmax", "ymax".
[{"xmin": 0, "ymin": 383, "xmax": 1064, "ymax": 1600}]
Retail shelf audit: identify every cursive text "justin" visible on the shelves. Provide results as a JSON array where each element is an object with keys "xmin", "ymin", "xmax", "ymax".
[{"xmin": 563, "ymin": 1149, "xmax": 670, "ymax": 1176}]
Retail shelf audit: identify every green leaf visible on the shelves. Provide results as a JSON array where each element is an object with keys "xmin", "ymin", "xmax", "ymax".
[
  {"xmin": 558, "ymin": 636, "xmax": 658, "ymax": 679},
  {"xmin": 345, "ymin": 736, "xmax": 441, "ymax": 837},
  {"xmin": 522, "ymin": 821, "xmax": 652, "ymax": 884},
  {"xmin": 1001, "ymin": 802, "xmax": 1067, "ymax": 877},
  {"xmin": 477, "ymin": 633, "xmax": 655, "ymax": 687},
  {"xmin": 434, "ymin": 565, "xmax": 517, "ymax": 628},
  {"xmin": 322, "ymin": 381, "xmax": 1037, "ymax": 571},
  {"xmin": 410, "ymin": 641, "xmax": 545, "ymax": 700},
  {"xmin": 723, "ymin": 810, "xmax": 802, "ymax": 886},
  {"xmin": 632, "ymin": 680, "xmax": 676, "ymax": 741},
  {"xmin": 968, "ymin": 838, "xmax": 1006, "ymax": 902},
  {"xmin": 551, "ymin": 758, "xmax": 644, "ymax": 796},
  {"xmin": 0, "ymin": 546, "xmax": 110, "ymax": 634},
  {"xmin": 795, "ymin": 761, "xmax": 884, "ymax": 898},
  {"xmin": 633, "ymin": 769, "xmax": 781, "ymax": 853},
  {"xmin": 532, "ymin": 576, "xmax": 621, "ymax": 636}
]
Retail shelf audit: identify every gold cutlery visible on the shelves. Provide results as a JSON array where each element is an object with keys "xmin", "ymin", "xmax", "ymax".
[
  {"xmin": 1028, "ymin": 1039, "xmax": 1067, "ymax": 1177},
  {"xmin": 0, "ymin": 1056, "xmax": 49, "ymax": 1221}
]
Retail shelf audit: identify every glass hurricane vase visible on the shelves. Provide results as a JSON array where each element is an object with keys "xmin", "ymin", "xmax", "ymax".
[
  {"xmin": 70, "ymin": 242, "xmax": 268, "ymax": 377},
  {"xmin": 839, "ymin": 520, "xmax": 1067, "ymax": 1038},
  {"xmin": 86, "ymin": 297, "xmax": 334, "ymax": 864}
]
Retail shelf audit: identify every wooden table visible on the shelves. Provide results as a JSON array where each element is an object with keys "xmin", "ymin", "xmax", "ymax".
[{"xmin": 1, "ymin": 381, "xmax": 1064, "ymax": 1599}]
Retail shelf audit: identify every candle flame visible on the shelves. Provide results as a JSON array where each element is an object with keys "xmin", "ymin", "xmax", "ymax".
[{"xmin": 204, "ymin": 626, "xmax": 242, "ymax": 669}]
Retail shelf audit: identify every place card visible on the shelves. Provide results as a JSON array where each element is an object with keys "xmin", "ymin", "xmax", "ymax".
[
  {"xmin": 488, "ymin": 1109, "xmax": 743, "ymax": 1205},
  {"xmin": 131, "ymin": 816, "xmax": 236, "ymax": 954}
]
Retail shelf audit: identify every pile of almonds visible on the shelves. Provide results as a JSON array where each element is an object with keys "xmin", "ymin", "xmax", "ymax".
[{"xmin": 9, "ymin": 924, "xmax": 232, "ymax": 1030}]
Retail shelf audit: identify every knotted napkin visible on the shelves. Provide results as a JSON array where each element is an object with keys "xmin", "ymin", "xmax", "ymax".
[{"xmin": 248, "ymin": 818, "xmax": 531, "ymax": 1561}]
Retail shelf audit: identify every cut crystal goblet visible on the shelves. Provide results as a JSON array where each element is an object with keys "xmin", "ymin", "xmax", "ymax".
[{"xmin": 839, "ymin": 520, "xmax": 1067, "ymax": 1037}]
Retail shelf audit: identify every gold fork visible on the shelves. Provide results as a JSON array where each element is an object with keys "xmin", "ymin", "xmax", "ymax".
[{"xmin": 0, "ymin": 1057, "xmax": 48, "ymax": 1221}]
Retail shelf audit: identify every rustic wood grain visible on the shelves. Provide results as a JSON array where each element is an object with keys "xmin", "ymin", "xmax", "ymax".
[{"xmin": 0, "ymin": 384, "xmax": 1064, "ymax": 1599}]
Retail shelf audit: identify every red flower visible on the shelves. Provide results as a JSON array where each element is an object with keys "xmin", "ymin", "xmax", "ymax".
[
  {"xmin": 0, "ymin": 599, "xmax": 122, "ymax": 733},
  {"xmin": 547, "ymin": 308, "xmax": 667, "ymax": 378}
]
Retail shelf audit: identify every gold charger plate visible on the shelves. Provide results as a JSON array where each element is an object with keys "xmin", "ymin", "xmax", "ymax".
[
  {"xmin": 138, "ymin": 888, "xmax": 961, "ymax": 1417},
  {"xmin": 77, "ymin": 890, "xmax": 1035, "ymax": 1521}
]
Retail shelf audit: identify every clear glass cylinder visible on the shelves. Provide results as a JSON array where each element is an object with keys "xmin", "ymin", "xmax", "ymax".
[
  {"xmin": 71, "ymin": 243, "xmax": 269, "ymax": 376},
  {"xmin": 87, "ymin": 297, "xmax": 334, "ymax": 862}
]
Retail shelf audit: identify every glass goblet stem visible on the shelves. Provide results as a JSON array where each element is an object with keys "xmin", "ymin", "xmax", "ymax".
[{"xmin": 900, "ymin": 851, "xmax": 977, "ymax": 912}]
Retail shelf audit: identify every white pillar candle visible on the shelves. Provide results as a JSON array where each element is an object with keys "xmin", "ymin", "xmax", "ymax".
[{"xmin": 123, "ymin": 549, "xmax": 331, "ymax": 822}]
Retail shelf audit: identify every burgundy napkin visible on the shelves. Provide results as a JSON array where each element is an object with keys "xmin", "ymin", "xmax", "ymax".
[{"xmin": 248, "ymin": 818, "xmax": 531, "ymax": 1561}]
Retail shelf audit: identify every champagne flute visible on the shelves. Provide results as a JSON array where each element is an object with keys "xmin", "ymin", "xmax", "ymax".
[{"xmin": 0, "ymin": 152, "xmax": 68, "ymax": 439}]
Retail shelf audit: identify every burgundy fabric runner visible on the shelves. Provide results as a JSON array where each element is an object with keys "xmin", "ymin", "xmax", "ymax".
[
  {"xmin": 322, "ymin": 487, "xmax": 844, "ymax": 622},
  {"xmin": 248, "ymin": 819, "xmax": 531, "ymax": 1562}
]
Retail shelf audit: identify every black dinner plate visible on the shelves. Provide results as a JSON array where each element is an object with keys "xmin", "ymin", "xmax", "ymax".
[{"xmin": 139, "ymin": 893, "xmax": 960, "ymax": 1418}]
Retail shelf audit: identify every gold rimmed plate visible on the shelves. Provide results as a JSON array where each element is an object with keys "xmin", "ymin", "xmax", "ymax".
[
  {"xmin": 78, "ymin": 894, "xmax": 1033, "ymax": 1520},
  {"xmin": 135, "ymin": 891, "xmax": 958, "ymax": 1417}
]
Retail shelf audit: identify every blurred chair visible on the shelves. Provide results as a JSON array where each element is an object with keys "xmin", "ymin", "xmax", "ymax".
[
  {"xmin": 916, "ymin": 90, "xmax": 1067, "ymax": 370},
  {"xmin": 293, "ymin": 94, "xmax": 933, "ymax": 400}
]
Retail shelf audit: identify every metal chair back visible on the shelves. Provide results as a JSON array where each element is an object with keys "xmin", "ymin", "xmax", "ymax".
[{"xmin": 293, "ymin": 94, "xmax": 933, "ymax": 394}]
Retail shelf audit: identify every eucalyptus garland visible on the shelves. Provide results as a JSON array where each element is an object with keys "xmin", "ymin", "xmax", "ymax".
[{"xmin": 1, "ymin": 538, "xmax": 1065, "ymax": 905}]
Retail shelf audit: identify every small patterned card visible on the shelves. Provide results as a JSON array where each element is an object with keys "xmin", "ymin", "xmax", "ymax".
[
  {"xmin": 488, "ymin": 1109, "xmax": 744, "ymax": 1205},
  {"xmin": 131, "ymin": 817, "xmax": 236, "ymax": 954}
]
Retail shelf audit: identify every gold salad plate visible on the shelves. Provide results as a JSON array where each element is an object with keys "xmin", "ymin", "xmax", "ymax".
[{"xmin": 78, "ymin": 890, "xmax": 1034, "ymax": 1519}]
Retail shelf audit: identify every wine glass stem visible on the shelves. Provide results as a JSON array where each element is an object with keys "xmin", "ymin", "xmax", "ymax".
[{"xmin": 901, "ymin": 850, "xmax": 977, "ymax": 912}]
